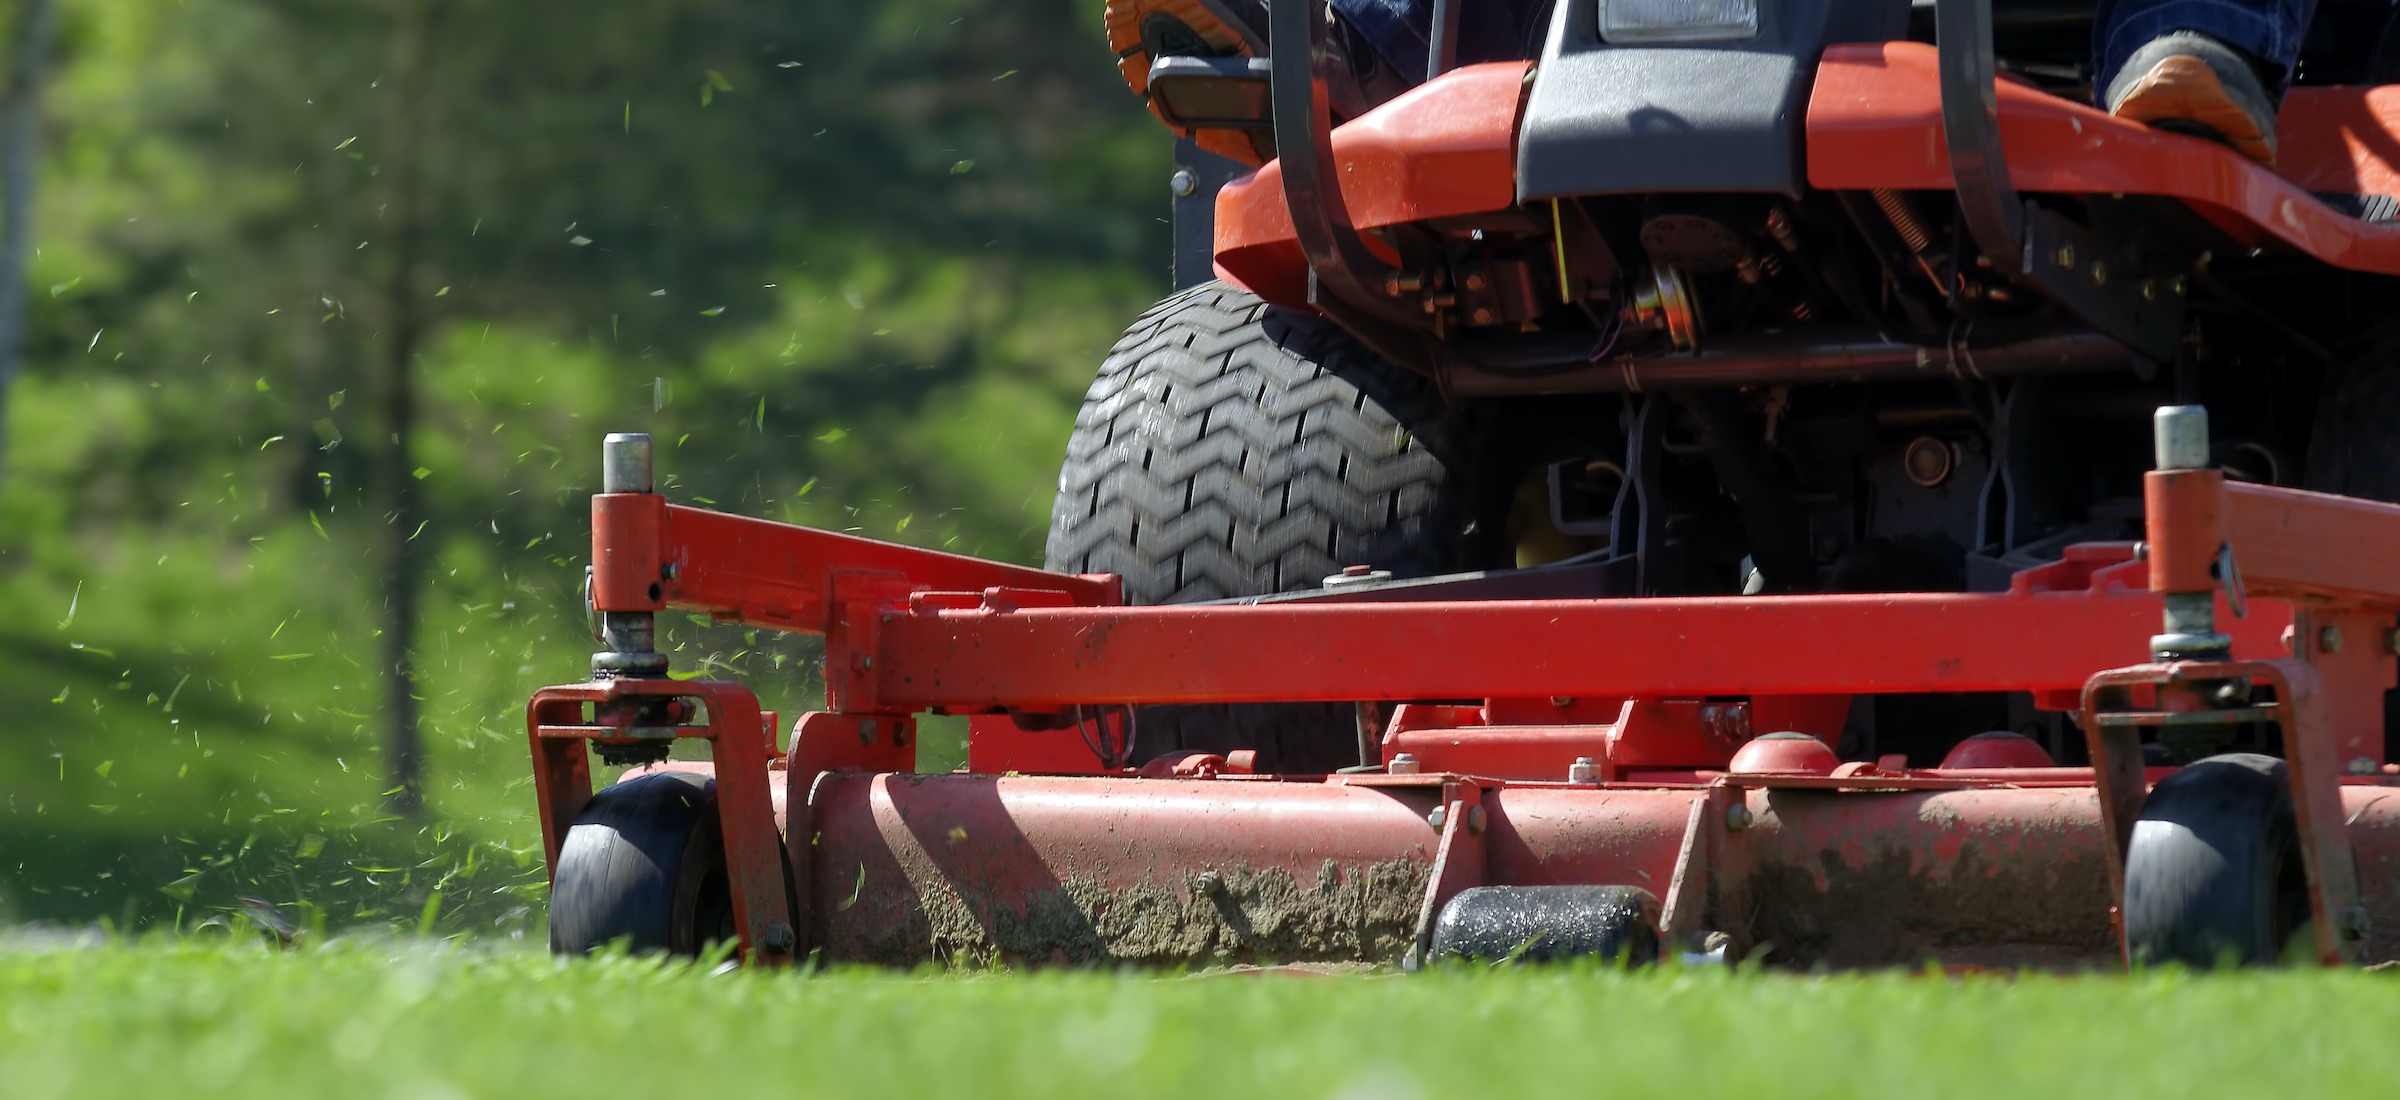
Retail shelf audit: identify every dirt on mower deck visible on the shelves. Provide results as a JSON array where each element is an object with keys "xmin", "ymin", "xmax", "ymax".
[
  {"xmin": 832, "ymin": 856, "xmax": 1432, "ymax": 969},
  {"xmin": 1736, "ymin": 790, "xmax": 2119, "ymax": 970}
]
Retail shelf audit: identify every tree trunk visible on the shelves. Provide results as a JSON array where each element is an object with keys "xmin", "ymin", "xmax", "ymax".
[
  {"xmin": 0, "ymin": 0, "xmax": 58, "ymax": 513},
  {"xmin": 378, "ymin": 0, "xmax": 433, "ymax": 816}
]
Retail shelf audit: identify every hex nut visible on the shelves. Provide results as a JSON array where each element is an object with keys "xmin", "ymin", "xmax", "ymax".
[
  {"xmin": 1388, "ymin": 752, "xmax": 1422, "ymax": 775},
  {"xmin": 1427, "ymin": 804, "xmax": 1448, "ymax": 830},
  {"xmin": 1725, "ymin": 803, "xmax": 1755, "ymax": 831},
  {"xmin": 2321, "ymin": 626, "xmax": 2345, "ymax": 654},
  {"xmin": 762, "ymin": 921, "xmax": 798, "ymax": 954}
]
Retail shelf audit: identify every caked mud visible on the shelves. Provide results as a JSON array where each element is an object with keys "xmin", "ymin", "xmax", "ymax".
[{"xmin": 833, "ymin": 857, "xmax": 1430, "ymax": 968}]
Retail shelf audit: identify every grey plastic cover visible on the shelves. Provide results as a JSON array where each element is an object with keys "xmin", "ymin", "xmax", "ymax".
[{"xmin": 1516, "ymin": 0, "xmax": 1909, "ymax": 201}]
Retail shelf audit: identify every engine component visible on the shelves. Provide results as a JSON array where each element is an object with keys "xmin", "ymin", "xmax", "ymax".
[
  {"xmin": 1628, "ymin": 265, "xmax": 1701, "ymax": 351},
  {"xmin": 1904, "ymin": 435, "xmax": 1956, "ymax": 487}
]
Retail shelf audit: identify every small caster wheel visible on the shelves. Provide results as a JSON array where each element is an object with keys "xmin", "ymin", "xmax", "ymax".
[
  {"xmin": 549, "ymin": 771, "xmax": 738, "ymax": 956},
  {"xmin": 2124, "ymin": 753, "xmax": 2313, "ymax": 968}
]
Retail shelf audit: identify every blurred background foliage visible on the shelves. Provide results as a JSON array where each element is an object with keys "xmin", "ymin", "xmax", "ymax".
[{"xmin": 0, "ymin": 0, "xmax": 1169, "ymax": 934}]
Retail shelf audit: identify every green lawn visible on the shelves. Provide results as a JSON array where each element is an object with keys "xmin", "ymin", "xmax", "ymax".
[{"xmin": 3, "ymin": 940, "xmax": 2395, "ymax": 1099}]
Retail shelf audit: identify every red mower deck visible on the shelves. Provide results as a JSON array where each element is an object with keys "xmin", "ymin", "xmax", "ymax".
[{"xmin": 529, "ymin": 415, "xmax": 2400, "ymax": 970}]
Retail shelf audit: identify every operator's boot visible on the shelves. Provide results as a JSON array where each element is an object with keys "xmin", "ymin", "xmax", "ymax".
[
  {"xmin": 1105, "ymin": 0, "xmax": 1408, "ymax": 166},
  {"xmin": 2104, "ymin": 31, "xmax": 2281, "ymax": 167}
]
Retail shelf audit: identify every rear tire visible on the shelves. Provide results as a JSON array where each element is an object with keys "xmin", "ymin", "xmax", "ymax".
[
  {"xmin": 2122, "ymin": 753, "xmax": 2309, "ymax": 968},
  {"xmin": 2305, "ymin": 334, "xmax": 2400, "ymax": 500},
  {"xmin": 1044, "ymin": 282, "xmax": 1492, "ymax": 772},
  {"xmin": 548, "ymin": 771, "xmax": 737, "ymax": 957}
]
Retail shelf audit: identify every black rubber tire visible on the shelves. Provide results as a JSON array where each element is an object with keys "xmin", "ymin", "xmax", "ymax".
[
  {"xmin": 548, "ymin": 771, "xmax": 737, "ymax": 957},
  {"xmin": 1045, "ymin": 281, "xmax": 1489, "ymax": 772},
  {"xmin": 2122, "ymin": 752, "xmax": 2309, "ymax": 968}
]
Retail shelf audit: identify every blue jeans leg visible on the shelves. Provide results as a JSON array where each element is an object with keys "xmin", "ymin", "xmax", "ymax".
[
  {"xmin": 1329, "ymin": 0, "xmax": 1551, "ymax": 81},
  {"xmin": 2092, "ymin": 0, "xmax": 2320, "ymax": 97}
]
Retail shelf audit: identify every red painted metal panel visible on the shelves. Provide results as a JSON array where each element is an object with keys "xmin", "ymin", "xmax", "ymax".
[
  {"xmin": 1809, "ymin": 43, "xmax": 2400, "ymax": 274},
  {"xmin": 2146, "ymin": 469, "xmax": 2226, "ymax": 594},
  {"xmin": 2225, "ymin": 481, "xmax": 2400, "ymax": 606},
  {"xmin": 1213, "ymin": 62, "xmax": 1530, "ymax": 307},
  {"xmin": 2279, "ymin": 86, "xmax": 2400, "ymax": 198},
  {"xmin": 586, "ymin": 500, "xmax": 1118, "ymax": 625}
]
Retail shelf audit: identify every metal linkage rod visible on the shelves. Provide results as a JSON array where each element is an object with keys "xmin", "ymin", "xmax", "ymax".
[
  {"xmin": 2145, "ymin": 406, "xmax": 2232, "ymax": 662},
  {"xmin": 592, "ymin": 432, "xmax": 669, "ymax": 677}
]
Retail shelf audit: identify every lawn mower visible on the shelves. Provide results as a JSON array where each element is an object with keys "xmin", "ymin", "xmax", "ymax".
[{"xmin": 530, "ymin": 0, "xmax": 2400, "ymax": 970}]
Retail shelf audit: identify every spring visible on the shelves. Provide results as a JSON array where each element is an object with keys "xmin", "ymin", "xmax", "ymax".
[{"xmin": 1872, "ymin": 188, "xmax": 1934, "ymax": 254}]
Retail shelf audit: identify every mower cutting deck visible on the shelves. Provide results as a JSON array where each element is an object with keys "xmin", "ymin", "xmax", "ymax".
[{"xmin": 530, "ymin": 410, "xmax": 2400, "ymax": 970}]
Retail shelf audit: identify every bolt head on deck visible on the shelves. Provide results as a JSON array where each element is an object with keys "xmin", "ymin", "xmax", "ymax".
[
  {"xmin": 762, "ymin": 921, "xmax": 797, "ymax": 955},
  {"xmin": 1323, "ymin": 564, "xmax": 1394, "ymax": 590},
  {"xmin": 1388, "ymin": 752, "xmax": 1422, "ymax": 775}
]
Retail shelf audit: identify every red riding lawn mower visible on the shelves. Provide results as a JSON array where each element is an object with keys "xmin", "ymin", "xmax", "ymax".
[{"xmin": 532, "ymin": 0, "xmax": 2400, "ymax": 970}]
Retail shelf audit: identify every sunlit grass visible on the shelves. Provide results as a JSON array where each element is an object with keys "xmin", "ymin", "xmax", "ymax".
[{"xmin": 2, "ymin": 939, "xmax": 2397, "ymax": 1099}]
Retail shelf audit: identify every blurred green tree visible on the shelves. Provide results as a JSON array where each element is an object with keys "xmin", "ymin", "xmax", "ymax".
[
  {"xmin": 0, "ymin": 0, "xmax": 59, "ymax": 502},
  {"xmin": 0, "ymin": 0, "xmax": 1172, "ymax": 925}
]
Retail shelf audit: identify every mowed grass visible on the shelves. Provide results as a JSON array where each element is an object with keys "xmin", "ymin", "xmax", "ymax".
[{"xmin": 2, "ymin": 941, "xmax": 2396, "ymax": 1099}]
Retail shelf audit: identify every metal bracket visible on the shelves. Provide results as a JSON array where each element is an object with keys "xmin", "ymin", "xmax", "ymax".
[
  {"xmin": 1171, "ymin": 137, "xmax": 1245, "ymax": 291},
  {"xmin": 1404, "ymin": 780, "xmax": 1488, "ymax": 969},
  {"xmin": 1934, "ymin": 0, "xmax": 2189, "ymax": 358},
  {"xmin": 2081, "ymin": 659, "xmax": 2366, "ymax": 966},
  {"xmin": 2019, "ymin": 203, "xmax": 2188, "ymax": 362},
  {"xmin": 528, "ymin": 677, "xmax": 797, "ymax": 965}
]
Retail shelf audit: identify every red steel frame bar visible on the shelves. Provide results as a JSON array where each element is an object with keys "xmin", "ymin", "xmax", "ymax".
[
  {"xmin": 852, "ymin": 591, "xmax": 2239, "ymax": 711},
  {"xmin": 578, "ymin": 484, "xmax": 2397, "ymax": 718}
]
